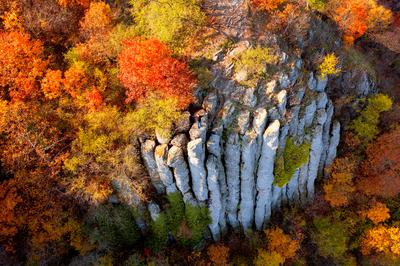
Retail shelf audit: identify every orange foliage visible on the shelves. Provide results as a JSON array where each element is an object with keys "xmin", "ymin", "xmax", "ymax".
[
  {"xmin": 63, "ymin": 64, "xmax": 88, "ymax": 98},
  {"xmin": 251, "ymin": 0, "xmax": 286, "ymax": 11},
  {"xmin": 207, "ymin": 244, "xmax": 230, "ymax": 266},
  {"xmin": 323, "ymin": 157, "xmax": 356, "ymax": 207},
  {"xmin": 357, "ymin": 127, "xmax": 400, "ymax": 197},
  {"xmin": 360, "ymin": 202, "xmax": 391, "ymax": 225},
  {"xmin": 361, "ymin": 225, "xmax": 400, "ymax": 256},
  {"xmin": 118, "ymin": 38, "xmax": 195, "ymax": 109},
  {"xmin": 265, "ymin": 227, "xmax": 300, "ymax": 260},
  {"xmin": 57, "ymin": 0, "xmax": 90, "ymax": 8},
  {"xmin": 0, "ymin": 101, "xmax": 83, "ymax": 256},
  {"xmin": 328, "ymin": 0, "xmax": 392, "ymax": 43},
  {"xmin": 0, "ymin": 31, "xmax": 47, "ymax": 101},
  {"xmin": 85, "ymin": 88, "xmax": 103, "ymax": 110},
  {"xmin": 79, "ymin": 2, "xmax": 113, "ymax": 38},
  {"xmin": 41, "ymin": 70, "xmax": 63, "ymax": 99}
]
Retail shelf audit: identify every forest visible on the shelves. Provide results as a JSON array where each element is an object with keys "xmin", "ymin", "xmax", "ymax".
[{"xmin": 0, "ymin": 0, "xmax": 399, "ymax": 265}]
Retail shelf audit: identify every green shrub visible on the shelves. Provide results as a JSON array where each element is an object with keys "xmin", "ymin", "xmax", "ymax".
[
  {"xmin": 274, "ymin": 138, "xmax": 311, "ymax": 187},
  {"xmin": 350, "ymin": 93, "xmax": 392, "ymax": 144},
  {"xmin": 131, "ymin": 0, "xmax": 206, "ymax": 52},
  {"xmin": 306, "ymin": 0, "xmax": 328, "ymax": 11},
  {"xmin": 87, "ymin": 204, "xmax": 141, "ymax": 251},
  {"xmin": 235, "ymin": 47, "xmax": 275, "ymax": 87},
  {"xmin": 124, "ymin": 253, "xmax": 145, "ymax": 266},
  {"xmin": 149, "ymin": 193, "xmax": 210, "ymax": 249},
  {"xmin": 123, "ymin": 95, "xmax": 183, "ymax": 139},
  {"xmin": 311, "ymin": 217, "xmax": 350, "ymax": 260}
]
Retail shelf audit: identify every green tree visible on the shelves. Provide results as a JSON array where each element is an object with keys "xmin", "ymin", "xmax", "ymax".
[
  {"xmin": 149, "ymin": 193, "xmax": 210, "ymax": 249},
  {"xmin": 87, "ymin": 204, "xmax": 141, "ymax": 251},
  {"xmin": 311, "ymin": 217, "xmax": 351, "ymax": 260},
  {"xmin": 350, "ymin": 94, "xmax": 393, "ymax": 144}
]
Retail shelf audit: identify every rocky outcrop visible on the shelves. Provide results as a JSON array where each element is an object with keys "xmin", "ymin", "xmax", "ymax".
[{"xmin": 141, "ymin": 46, "xmax": 346, "ymax": 234}]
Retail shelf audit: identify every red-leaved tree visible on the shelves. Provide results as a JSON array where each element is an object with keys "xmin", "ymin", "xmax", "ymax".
[{"xmin": 118, "ymin": 38, "xmax": 195, "ymax": 109}]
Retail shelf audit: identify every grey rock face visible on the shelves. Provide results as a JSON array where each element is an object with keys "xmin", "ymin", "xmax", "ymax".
[
  {"xmin": 207, "ymin": 156, "xmax": 222, "ymax": 240},
  {"xmin": 167, "ymin": 146, "xmax": 191, "ymax": 194},
  {"xmin": 170, "ymin": 134, "xmax": 188, "ymax": 149},
  {"xmin": 308, "ymin": 72, "xmax": 317, "ymax": 91},
  {"xmin": 225, "ymin": 133, "xmax": 241, "ymax": 228},
  {"xmin": 203, "ymin": 92, "xmax": 219, "ymax": 116},
  {"xmin": 279, "ymin": 73, "xmax": 290, "ymax": 89},
  {"xmin": 356, "ymin": 72, "xmax": 371, "ymax": 96},
  {"xmin": 317, "ymin": 92, "xmax": 328, "ymax": 109},
  {"xmin": 306, "ymin": 125, "xmax": 324, "ymax": 201},
  {"xmin": 286, "ymin": 170, "xmax": 300, "ymax": 204},
  {"xmin": 325, "ymin": 121, "xmax": 341, "ymax": 168},
  {"xmin": 237, "ymin": 110, "xmax": 251, "ymax": 135},
  {"xmin": 189, "ymin": 114, "xmax": 208, "ymax": 141},
  {"xmin": 255, "ymin": 120, "xmax": 280, "ymax": 230},
  {"xmin": 239, "ymin": 130, "xmax": 258, "ymax": 230},
  {"xmin": 148, "ymin": 202, "xmax": 161, "ymax": 221},
  {"xmin": 304, "ymin": 101, "xmax": 317, "ymax": 128},
  {"xmin": 316, "ymin": 76, "xmax": 328, "ymax": 92},
  {"xmin": 141, "ymin": 140, "xmax": 165, "ymax": 193},
  {"xmin": 188, "ymin": 138, "xmax": 208, "ymax": 201},
  {"xmin": 318, "ymin": 101, "xmax": 334, "ymax": 176},
  {"xmin": 155, "ymin": 144, "xmax": 177, "ymax": 193},
  {"xmin": 276, "ymin": 90, "xmax": 287, "ymax": 117}
]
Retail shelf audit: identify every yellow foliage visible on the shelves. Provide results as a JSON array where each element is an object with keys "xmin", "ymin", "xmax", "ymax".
[
  {"xmin": 1, "ymin": 4, "xmax": 23, "ymax": 31},
  {"xmin": 361, "ymin": 226, "xmax": 400, "ymax": 256},
  {"xmin": 319, "ymin": 53, "xmax": 340, "ymax": 79},
  {"xmin": 254, "ymin": 250, "xmax": 284, "ymax": 266}
]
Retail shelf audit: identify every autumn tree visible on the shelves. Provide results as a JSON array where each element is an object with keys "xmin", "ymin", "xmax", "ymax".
[
  {"xmin": 361, "ymin": 225, "xmax": 400, "ymax": 256},
  {"xmin": 64, "ymin": 106, "xmax": 146, "ymax": 205},
  {"xmin": 118, "ymin": 38, "xmax": 195, "ymax": 108},
  {"xmin": 360, "ymin": 202, "xmax": 391, "ymax": 225},
  {"xmin": 0, "ymin": 100, "xmax": 87, "ymax": 260},
  {"xmin": 79, "ymin": 1, "xmax": 113, "ymax": 39},
  {"xmin": 265, "ymin": 227, "xmax": 300, "ymax": 261},
  {"xmin": 357, "ymin": 127, "xmax": 400, "ymax": 197},
  {"xmin": 327, "ymin": 0, "xmax": 392, "ymax": 44},
  {"xmin": 319, "ymin": 53, "xmax": 340, "ymax": 79},
  {"xmin": 0, "ymin": 31, "xmax": 47, "ymax": 101},
  {"xmin": 323, "ymin": 157, "xmax": 356, "ymax": 207},
  {"xmin": 10, "ymin": 0, "xmax": 85, "ymax": 45}
]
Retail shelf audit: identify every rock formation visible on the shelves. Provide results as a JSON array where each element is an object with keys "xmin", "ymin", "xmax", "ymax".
[{"xmin": 140, "ymin": 43, "xmax": 345, "ymax": 236}]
